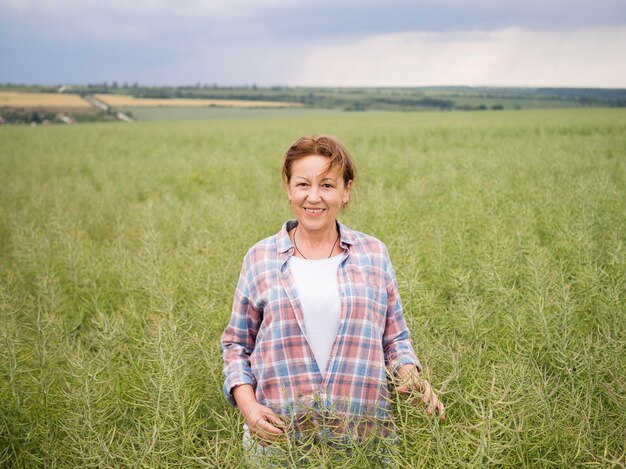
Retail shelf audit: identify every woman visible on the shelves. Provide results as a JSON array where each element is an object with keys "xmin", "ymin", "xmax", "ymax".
[{"xmin": 222, "ymin": 135, "xmax": 444, "ymax": 458}]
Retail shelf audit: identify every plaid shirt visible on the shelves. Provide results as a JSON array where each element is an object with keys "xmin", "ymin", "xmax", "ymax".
[{"xmin": 222, "ymin": 220, "xmax": 421, "ymax": 437}]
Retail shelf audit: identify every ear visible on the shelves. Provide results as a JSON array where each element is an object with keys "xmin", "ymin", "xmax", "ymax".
[{"xmin": 342, "ymin": 180, "xmax": 353, "ymax": 206}]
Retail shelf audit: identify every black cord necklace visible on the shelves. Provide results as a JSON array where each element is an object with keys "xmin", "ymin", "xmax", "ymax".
[{"xmin": 293, "ymin": 225, "xmax": 339, "ymax": 260}]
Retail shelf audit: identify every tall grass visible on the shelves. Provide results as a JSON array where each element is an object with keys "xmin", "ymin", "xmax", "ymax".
[{"xmin": 1, "ymin": 109, "xmax": 624, "ymax": 467}]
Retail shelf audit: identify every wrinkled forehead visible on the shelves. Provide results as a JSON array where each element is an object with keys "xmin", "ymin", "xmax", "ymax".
[{"xmin": 290, "ymin": 154, "xmax": 343, "ymax": 181}]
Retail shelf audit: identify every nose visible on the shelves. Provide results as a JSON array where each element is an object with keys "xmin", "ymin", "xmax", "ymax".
[{"xmin": 306, "ymin": 186, "xmax": 322, "ymax": 204}]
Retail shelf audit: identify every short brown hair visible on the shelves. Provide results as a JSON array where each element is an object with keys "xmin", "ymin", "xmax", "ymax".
[{"xmin": 281, "ymin": 134, "xmax": 356, "ymax": 187}]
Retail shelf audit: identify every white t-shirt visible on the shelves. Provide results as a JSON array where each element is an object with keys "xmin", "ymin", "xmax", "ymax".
[{"xmin": 288, "ymin": 254, "xmax": 343, "ymax": 374}]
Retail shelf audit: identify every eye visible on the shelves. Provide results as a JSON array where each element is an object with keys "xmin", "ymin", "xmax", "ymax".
[
  {"xmin": 296, "ymin": 182, "xmax": 309, "ymax": 188},
  {"xmin": 322, "ymin": 183, "xmax": 334, "ymax": 189}
]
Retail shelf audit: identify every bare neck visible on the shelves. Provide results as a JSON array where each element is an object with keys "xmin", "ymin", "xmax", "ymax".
[
  {"xmin": 291, "ymin": 222, "xmax": 340, "ymax": 259},
  {"xmin": 297, "ymin": 223, "xmax": 337, "ymax": 244}
]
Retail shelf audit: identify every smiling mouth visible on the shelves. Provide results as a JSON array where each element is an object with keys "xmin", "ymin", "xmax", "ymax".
[{"xmin": 304, "ymin": 208, "xmax": 325, "ymax": 213}]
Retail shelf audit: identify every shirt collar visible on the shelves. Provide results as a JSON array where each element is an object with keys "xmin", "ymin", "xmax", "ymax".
[{"xmin": 276, "ymin": 219, "xmax": 356, "ymax": 255}]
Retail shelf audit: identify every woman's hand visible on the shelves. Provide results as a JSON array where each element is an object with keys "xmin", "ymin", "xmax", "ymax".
[
  {"xmin": 232, "ymin": 384, "xmax": 285, "ymax": 444},
  {"xmin": 242, "ymin": 402, "xmax": 285, "ymax": 444},
  {"xmin": 396, "ymin": 364, "xmax": 445, "ymax": 420}
]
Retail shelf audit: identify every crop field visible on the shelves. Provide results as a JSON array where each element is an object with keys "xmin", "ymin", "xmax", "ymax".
[
  {"xmin": 450, "ymin": 96, "xmax": 579, "ymax": 109},
  {"xmin": 0, "ymin": 109, "xmax": 624, "ymax": 467},
  {"xmin": 94, "ymin": 94, "xmax": 302, "ymax": 108},
  {"xmin": 0, "ymin": 91, "xmax": 92, "ymax": 109},
  {"xmin": 123, "ymin": 106, "xmax": 343, "ymax": 122}
]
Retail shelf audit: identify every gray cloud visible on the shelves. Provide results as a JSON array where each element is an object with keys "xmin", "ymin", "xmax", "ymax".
[
  {"xmin": 291, "ymin": 27, "xmax": 626, "ymax": 88},
  {"xmin": 1, "ymin": 0, "xmax": 625, "ymax": 86},
  {"xmin": 253, "ymin": 0, "xmax": 626, "ymax": 39}
]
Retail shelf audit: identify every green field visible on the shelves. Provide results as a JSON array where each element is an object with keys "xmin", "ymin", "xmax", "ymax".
[
  {"xmin": 123, "ymin": 106, "xmax": 345, "ymax": 121},
  {"xmin": 1, "ymin": 109, "xmax": 624, "ymax": 467}
]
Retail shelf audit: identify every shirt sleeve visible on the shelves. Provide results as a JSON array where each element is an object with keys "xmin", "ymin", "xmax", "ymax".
[
  {"xmin": 381, "ymin": 250, "xmax": 422, "ymax": 375},
  {"xmin": 221, "ymin": 252, "xmax": 262, "ymax": 407}
]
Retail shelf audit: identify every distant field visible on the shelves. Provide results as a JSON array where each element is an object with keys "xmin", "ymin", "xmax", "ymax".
[
  {"xmin": 95, "ymin": 93, "xmax": 302, "ymax": 108},
  {"xmin": 0, "ymin": 109, "xmax": 624, "ymax": 467},
  {"xmin": 451, "ymin": 96, "xmax": 580, "ymax": 109},
  {"xmin": 0, "ymin": 91, "xmax": 92, "ymax": 108},
  {"xmin": 124, "ymin": 106, "xmax": 345, "ymax": 121}
]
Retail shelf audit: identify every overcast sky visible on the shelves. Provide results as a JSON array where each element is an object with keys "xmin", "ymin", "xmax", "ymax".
[{"xmin": 1, "ymin": 0, "xmax": 625, "ymax": 87}]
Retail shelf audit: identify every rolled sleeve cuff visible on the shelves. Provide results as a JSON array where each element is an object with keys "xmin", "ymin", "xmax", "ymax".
[
  {"xmin": 223, "ymin": 373, "xmax": 256, "ymax": 407},
  {"xmin": 398, "ymin": 354, "xmax": 422, "ymax": 373},
  {"xmin": 388, "ymin": 354, "xmax": 422, "ymax": 377}
]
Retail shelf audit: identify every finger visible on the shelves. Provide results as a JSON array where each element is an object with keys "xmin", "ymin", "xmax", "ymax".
[
  {"xmin": 255, "ymin": 415, "xmax": 284, "ymax": 436},
  {"xmin": 425, "ymin": 389, "xmax": 445, "ymax": 420},
  {"xmin": 422, "ymin": 382, "xmax": 439, "ymax": 416},
  {"xmin": 251, "ymin": 425, "xmax": 282, "ymax": 446},
  {"xmin": 430, "ymin": 392, "xmax": 440, "ymax": 412},
  {"xmin": 425, "ymin": 396, "xmax": 439, "ymax": 416},
  {"xmin": 437, "ymin": 401, "xmax": 446, "ymax": 420},
  {"xmin": 253, "ymin": 430, "xmax": 282, "ymax": 447},
  {"xmin": 422, "ymin": 381, "xmax": 432, "ymax": 405},
  {"xmin": 264, "ymin": 412, "xmax": 285, "ymax": 429},
  {"xmin": 412, "ymin": 377, "xmax": 424, "ymax": 393}
]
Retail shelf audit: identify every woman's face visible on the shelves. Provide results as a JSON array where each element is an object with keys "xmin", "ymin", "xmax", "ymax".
[{"xmin": 288, "ymin": 154, "xmax": 352, "ymax": 234}]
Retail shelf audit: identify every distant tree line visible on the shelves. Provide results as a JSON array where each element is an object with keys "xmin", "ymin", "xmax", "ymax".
[
  {"xmin": 2, "ymin": 83, "xmax": 625, "ymax": 112},
  {"xmin": 0, "ymin": 107, "xmax": 118, "ymax": 125}
]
